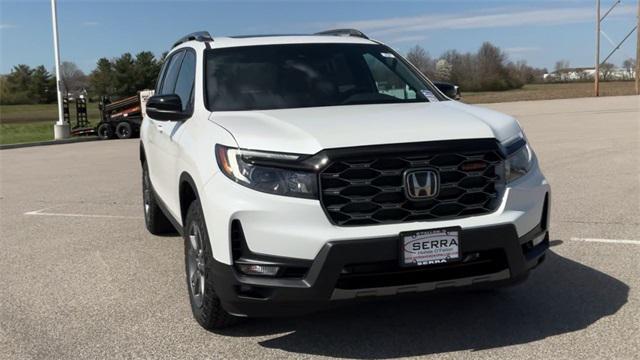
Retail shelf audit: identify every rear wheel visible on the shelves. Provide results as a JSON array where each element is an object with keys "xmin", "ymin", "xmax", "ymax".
[
  {"xmin": 184, "ymin": 200, "xmax": 239, "ymax": 330},
  {"xmin": 116, "ymin": 121, "xmax": 132, "ymax": 139},
  {"xmin": 142, "ymin": 161, "xmax": 175, "ymax": 235},
  {"xmin": 96, "ymin": 123, "xmax": 113, "ymax": 140}
]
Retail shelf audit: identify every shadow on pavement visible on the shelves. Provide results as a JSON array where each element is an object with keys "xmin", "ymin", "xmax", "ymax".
[{"xmin": 220, "ymin": 248, "xmax": 628, "ymax": 358}]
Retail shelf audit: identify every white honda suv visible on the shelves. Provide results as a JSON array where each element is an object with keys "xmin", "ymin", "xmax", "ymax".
[{"xmin": 140, "ymin": 30, "xmax": 550, "ymax": 329}]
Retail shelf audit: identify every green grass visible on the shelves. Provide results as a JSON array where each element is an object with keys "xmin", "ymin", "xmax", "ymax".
[
  {"xmin": 0, "ymin": 102, "xmax": 101, "ymax": 145},
  {"xmin": 0, "ymin": 102, "xmax": 101, "ymax": 124},
  {"xmin": 0, "ymin": 122, "xmax": 54, "ymax": 145}
]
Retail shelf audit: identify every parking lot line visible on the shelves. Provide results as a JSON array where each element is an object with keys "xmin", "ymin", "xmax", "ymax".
[
  {"xmin": 24, "ymin": 207, "xmax": 142, "ymax": 220},
  {"xmin": 570, "ymin": 237, "xmax": 640, "ymax": 245}
]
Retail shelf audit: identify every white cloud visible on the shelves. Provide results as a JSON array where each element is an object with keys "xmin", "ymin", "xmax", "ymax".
[
  {"xmin": 387, "ymin": 34, "xmax": 428, "ymax": 44},
  {"xmin": 0, "ymin": 24, "xmax": 17, "ymax": 30},
  {"xmin": 333, "ymin": 5, "xmax": 636, "ymax": 37},
  {"xmin": 505, "ymin": 47, "xmax": 541, "ymax": 54}
]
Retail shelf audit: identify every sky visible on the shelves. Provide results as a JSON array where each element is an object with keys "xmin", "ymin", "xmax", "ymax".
[{"xmin": 0, "ymin": 0, "xmax": 638, "ymax": 74}]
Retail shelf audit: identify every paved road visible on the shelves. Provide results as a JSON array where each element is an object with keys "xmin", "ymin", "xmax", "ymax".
[{"xmin": 1, "ymin": 96, "xmax": 638, "ymax": 359}]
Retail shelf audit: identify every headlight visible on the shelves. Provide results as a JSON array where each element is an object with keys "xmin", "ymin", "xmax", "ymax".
[
  {"xmin": 215, "ymin": 145, "xmax": 317, "ymax": 199},
  {"xmin": 505, "ymin": 143, "xmax": 534, "ymax": 182}
]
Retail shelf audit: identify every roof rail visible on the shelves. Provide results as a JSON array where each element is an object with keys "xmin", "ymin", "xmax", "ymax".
[
  {"xmin": 172, "ymin": 31, "xmax": 213, "ymax": 48},
  {"xmin": 314, "ymin": 29, "xmax": 369, "ymax": 40}
]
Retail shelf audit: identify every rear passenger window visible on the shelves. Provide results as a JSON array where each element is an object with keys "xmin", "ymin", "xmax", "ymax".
[
  {"xmin": 159, "ymin": 50, "xmax": 185, "ymax": 95},
  {"xmin": 173, "ymin": 51, "xmax": 196, "ymax": 111}
]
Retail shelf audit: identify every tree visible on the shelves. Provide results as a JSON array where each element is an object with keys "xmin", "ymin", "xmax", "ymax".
[
  {"xmin": 406, "ymin": 45, "xmax": 435, "ymax": 77},
  {"xmin": 60, "ymin": 61, "xmax": 88, "ymax": 94},
  {"xmin": 437, "ymin": 42, "xmax": 543, "ymax": 92},
  {"xmin": 1, "ymin": 49, "xmax": 165, "ymax": 104},
  {"xmin": 509, "ymin": 60, "xmax": 544, "ymax": 84},
  {"xmin": 112, "ymin": 53, "xmax": 137, "ymax": 97},
  {"xmin": 3, "ymin": 65, "xmax": 34, "ymax": 104},
  {"xmin": 6, "ymin": 64, "xmax": 33, "ymax": 90},
  {"xmin": 441, "ymin": 49, "xmax": 477, "ymax": 90},
  {"xmin": 435, "ymin": 59, "xmax": 452, "ymax": 81},
  {"xmin": 133, "ymin": 51, "xmax": 162, "ymax": 91},
  {"xmin": 0, "ymin": 64, "xmax": 58, "ymax": 104},
  {"xmin": 554, "ymin": 60, "xmax": 570, "ymax": 72},
  {"xmin": 89, "ymin": 52, "xmax": 163, "ymax": 99},
  {"xmin": 600, "ymin": 62, "xmax": 615, "ymax": 81},
  {"xmin": 89, "ymin": 58, "xmax": 115, "ymax": 97},
  {"xmin": 28, "ymin": 65, "xmax": 56, "ymax": 103},
  {"xmin": 622, "ymin": 58, "xmax": 636, "ymax": 79},
  {"xmin": 476, "ymin": 42, "xmax": 518, "ymax": 90},
  {"xmin": 0, "ymin": 76, "xmax": 12, "ymax": 104}
]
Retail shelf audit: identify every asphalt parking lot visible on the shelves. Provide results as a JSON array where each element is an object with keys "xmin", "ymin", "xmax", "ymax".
[{"xmin": 1, "ymin": 95, "xmax": 638, "ymax": 359}]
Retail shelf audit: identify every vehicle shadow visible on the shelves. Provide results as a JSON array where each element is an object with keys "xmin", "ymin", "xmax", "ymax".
[{"xmin": 219, "ymin": 246, "xmax": 629, "ymax": 358}]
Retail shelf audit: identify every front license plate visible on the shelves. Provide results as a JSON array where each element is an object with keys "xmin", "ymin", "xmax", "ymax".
[{"xmin": 400, "ymin": 227, "xmax": 461, "ymax": 267}]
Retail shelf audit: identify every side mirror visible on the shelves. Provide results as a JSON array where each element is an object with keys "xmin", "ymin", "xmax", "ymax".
[
  {"xmin": 433, "ymin": 82, "xmax": 460, "ymax": 100},
  {"xmin": 146, "ymin": 94, "xmax": 190, "ymax": 121}
]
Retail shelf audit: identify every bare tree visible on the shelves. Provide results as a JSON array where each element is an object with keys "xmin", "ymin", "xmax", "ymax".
[
  {"xmin": 438, "ymin": 43, "xmax": 543, "ymax": 91},
  {"xmin": 435, "ymin": 59, "xmax": 452, "ymax": 81},
  {"xmin": 60, "ymin": 61, "xmax": 88, "ymax": 94},
  {"xmin": 554, "ymin": 60, "xmax": 570, "ymax": 72},
  {"xmin": 406, "ymin": 45, "xmax": 435, "ymax": 77},
  {"xmin": 600, "ymin": 62, "xmax": 615, "ymax": 81},
  {"xmin": 476, "ymin": 42, "xmax": 513, "ymax": 90},
  {"xmin": 622, "ymin": 58, "xmax": 636, "ymax": 79}
]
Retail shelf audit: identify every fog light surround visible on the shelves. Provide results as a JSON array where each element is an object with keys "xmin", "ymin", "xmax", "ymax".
[{"xmin": 237, "ymin": 263, "xmax": 280, "ymax": 276}]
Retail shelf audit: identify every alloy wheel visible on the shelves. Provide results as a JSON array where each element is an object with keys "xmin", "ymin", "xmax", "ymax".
[{"xmin": 187, "ymin": 222, "xmax": 206, "ymax": 308}]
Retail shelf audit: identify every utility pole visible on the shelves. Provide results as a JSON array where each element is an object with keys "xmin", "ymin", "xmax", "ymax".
[
  {"xmin": 50, "ymin": 0, "xmax": 69, "ymax": 140},
  {"xmin": 595, "ymin": 0, "xmax": 637, "ymax": 96},
  {"xmin": 636, "ymin": 0, "xmax": 640, "ymax": 95},
  {"xmin": 595, "ymin": 0, "xmax": 601, "ymax": 96}
]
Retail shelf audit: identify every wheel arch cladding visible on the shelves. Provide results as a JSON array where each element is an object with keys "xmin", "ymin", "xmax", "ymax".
[
  {"xmin": 139, "ymin": 142, "xmax": 146, "ymax": 165},
  {"xmin": 179, "ymin": 172, "xmax": 200, "ymax": 224}
]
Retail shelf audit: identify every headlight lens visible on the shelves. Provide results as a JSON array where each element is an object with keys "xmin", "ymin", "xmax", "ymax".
[
  {"xmin": 216, "ymin": 145, "xmax": 317, "ymax": 199},
  {"xmin": 505, "ymin": 143, "xmax": 534, "ymax": 182}
]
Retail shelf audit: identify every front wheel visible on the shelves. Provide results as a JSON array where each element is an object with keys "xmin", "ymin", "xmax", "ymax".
[{"xmin": 184, "ymin": 200, "xmax": 240, "ymax": 329}]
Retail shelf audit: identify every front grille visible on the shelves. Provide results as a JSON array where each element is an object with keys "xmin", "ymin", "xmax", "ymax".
[{"xmin": 319, "ymin": 141, "xmax": 504, "ymax": 226}]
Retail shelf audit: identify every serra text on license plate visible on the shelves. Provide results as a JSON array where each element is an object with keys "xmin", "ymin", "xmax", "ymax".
[{"xmin": 401, "ymin": 228, "xmax": 460, "ymax": 267}]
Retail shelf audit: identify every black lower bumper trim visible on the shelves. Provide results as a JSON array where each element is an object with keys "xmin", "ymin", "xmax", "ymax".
[{"xmin": 211, "ymin": 223, "xmax": 548, "ymax": 317}]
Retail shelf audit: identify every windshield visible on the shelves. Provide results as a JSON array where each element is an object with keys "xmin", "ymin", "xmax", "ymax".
[{"xmin": 205, "ymin": 43, "xmax": 440, "ymax": 111}]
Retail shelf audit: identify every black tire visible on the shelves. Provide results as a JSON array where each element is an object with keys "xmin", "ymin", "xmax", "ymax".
[
  {"xmin": 115, "ymin": 121, "xmax": 132, "ymax": 139},
  {"xmin": 142, "ymin": 162, "xmax": 176, "ymax": 235},
  {"xmin": 184, "ymin": 200, "xmax": 240, "ymax": 330},
  {"xmin": 96, "ymin": 123, "xmax": 113, "ymax": 140}
]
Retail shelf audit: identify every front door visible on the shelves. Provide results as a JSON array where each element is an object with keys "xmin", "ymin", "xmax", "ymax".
[{"xmin": 147, "ymin": 49, "xmax": 196, "ymax": 221}]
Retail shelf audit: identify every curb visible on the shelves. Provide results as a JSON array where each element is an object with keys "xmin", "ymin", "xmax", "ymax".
[{"xmin": 0, "ymin": 136, "xmax": 100, "ymax": 150}]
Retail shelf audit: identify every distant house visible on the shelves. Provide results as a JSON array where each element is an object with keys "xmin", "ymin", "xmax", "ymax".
[
  {"xmin": 544, "ymin": 67, "xmax": 595, "ymax": 81},
  {"xmin": 544, "ymin": 67, "xmax": 635, "ymax": 81}
]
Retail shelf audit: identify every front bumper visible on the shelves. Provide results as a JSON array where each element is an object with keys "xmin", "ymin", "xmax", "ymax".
[
  {"xmin": 199, "ymin": 157, "xmax": 550, "ymax": 317},
  {"xmin": 212, "ymin": 222, "xmax": 549, "ymax": 317},
  {"xmin": 201, "ymin": 162, "xmax": 550, "ymax": 264}
]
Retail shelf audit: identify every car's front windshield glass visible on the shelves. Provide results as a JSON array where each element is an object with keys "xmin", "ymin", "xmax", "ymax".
[{"xmin": 205, "ymin": 43, "xmax": 439, "ymax": 111}]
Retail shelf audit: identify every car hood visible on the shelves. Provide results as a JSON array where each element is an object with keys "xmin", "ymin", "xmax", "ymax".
[{"xmin": 209, "ymin": 101, "xmax": 522, "ymax": 154}]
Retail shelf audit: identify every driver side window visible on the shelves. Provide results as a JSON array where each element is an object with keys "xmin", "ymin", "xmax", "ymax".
[
  {"xmin": 173, "ymin": 51, "xmax": 196, "ymax": 112},
  {"xmin": 157, "ymin": 50, "xmax": 185, "ymax": 95}
]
